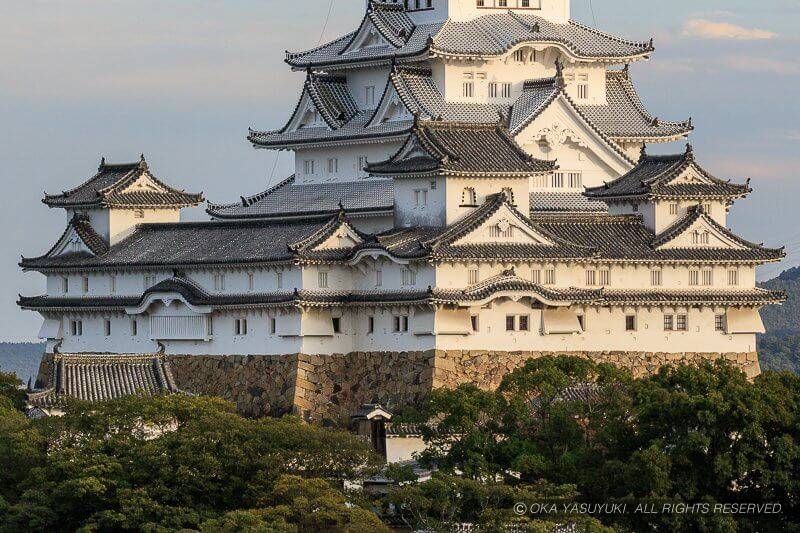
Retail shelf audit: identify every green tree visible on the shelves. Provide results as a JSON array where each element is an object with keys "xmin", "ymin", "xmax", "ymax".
[{"xmin": 0, "ymin": 370, "xmax": 26, "ymax": 412}]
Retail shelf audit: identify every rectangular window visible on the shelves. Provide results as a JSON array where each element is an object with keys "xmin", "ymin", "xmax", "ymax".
[
  {"xmin": 568, "ymin": 172, "xmax": 583, "ymax": 188},
  {"xmin": 669, "ymin": 203, "xmax": 679, "ymax": 215},
  {"xmin": 462, "ymin": 82, "xmax": 474, "ymax": 98},
  {"xmin": 376, "ymin": 269, "xmax": 383, "ymax": 287},
  {"xmin": 476, "ymin": 0, "xmax": 484, "ymax": 6},
  {"xmin": 599, "ymin": 269, "xmax": 610, "ymax": 286},
  {"xmin": 304, "ymin": 160, "xmax": 315, "ymax": 175},
  {"xmin": 402, "ymin": 269, "xmax": 416, "ymax": 286},
  {"xmin": 318, "ymin": 271, "xmax": 329, "ymax": 288},
  {"xmin": 489, "ymin": 225, "xmax": 514, "ymax": 238},
  {"xmin": 468, "ymin": 269, "xmax": 480, "ymax": 285},
  {"xmin": 104, "ymin": 319, "xmax": 111, "ymax": 336},
  {"xmin": 131, "ymin": 319, "xmax": 138, "ymax": 336},
  {"xmin": 247, "ymin": 272, "xmax": 254, "ymax": 291},
  {"xmin": 470, "ymin": 315, "xmax": 479, "ymax": 332},
  {"xmin": 414, "ymin": 189, "xmax": 428, "ymax": 207},
  {"xmin": 577, "ymin": 84, "xmax": 589, "ymax": 100},
  {"xmin": 551, "ymin": 172, "xmax": 565, "ymax": 188},
  {"xmin": 488, "ymin": 82, "xmax": 498, "ymax": 98},
  {"xmin": 276, "ymin": 271, "xmax": 283, "ymax": 289},
  {"xmin": 234, "ymin": 318, "xmax": 248, "ymax": 336},
  {"xmin": 513, "ymin": 49, "xmax": 525, "ymax": 62},
  {"xmin": 664, "ymin": 314, "xmax": 674, "ymax": 331},
  {"xmin": 332, "ymin": 317, "xmax": 341, "ymax": 334},
  {"xmin": 365, "ymin": 85, "xmax": 376, "ymax": 107},
  {"xmin": 689, "ymin": 270, "xmax": 700, "ymax": 286},
  {"xmin": 498, "ymin": 0, "xmax": 507, "ymax": 6},
  {"xmin": 214, "ymin": 274, "xmax": 225, "ymax": 291},
  {"xmin": 676, "ymin": 314, "xmax": 688, "ymax": 331},
  {"xmin": 521, "ymin": 0, "xmax": 530, "ymax": 6},
  {"xmin": 109, "ymin": 275, "xmax": 116, "ymax": 294},
  {"xmin": 585, "ymin": 270, "xmax": 597, "ymax": 286},
  {"xmin": 544, "ymin": 269, "xmax": 556, "ymax": 285},
  {"xmin": 70, "ymin": 320, "xmax": 83, "ymax": 336},
  {"xmin": 625, "ymin": 315, "xmax": 637, "ymax": 332},
  {"xmin": 62, "ymin": 277, "xmax": 69, "ymax": 294},
  {"xmin": 270, "ymin": 317, "xmax": 277, "ymax": 335},
  {"xmin": 715, "ymin": 314, "xmax": 726, "ymax": 332},
  {"xmin": 506, "ymin": 315, "xmax": 516, "ymax": 331},
  {"xmin": 393, "ymin": 315, "xmax": 409, "ymax": 332},
  {"xmin": 82, "ymin": 276, "xmax": 90, "ymax": 293},
  {"xmin": 702, "ymin": 269, "xmax": 714, "ymax": 286},
  {"xmin": 501, "ymin": 82, "xmax": 512, "ymax": 98},
  {"xmin": 207, "ymin": 317, "xmax": 214, "ymax": 337},
  {"xmin": 728, "ymin": 269, "xmax": 739, "ymax": 286},
  {"xmin": 368, "ymin": 316, "xmax": 375, "ymax": 334},
  {"xmin": 651, "ymin": 269, "xmax": 663, "ymax": 286},
  {"xmin": 531, "ymin": 269, "xmax": 542, "ymax": 284},
  {"xmin": 144, "ymin": 275, "xmax": 157, "ymax": 290},
  {"xmin": 327, "ymin": 158, "xmax": 338, "ymax": 174},
  {"xmin": 519, "ymin": 315, "xmax": 530, "ymax": 332}
]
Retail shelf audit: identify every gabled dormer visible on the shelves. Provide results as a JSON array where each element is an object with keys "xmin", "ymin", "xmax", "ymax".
[
  {"xmin": 585, "ymin": 145, "xmax": 751, "ymax": 233},
  {"xmin": 290, "ymin": 210, "xmax": 368, "ymax": 259},
  {"xmin": 42, "ymin": 156, "xmax": 203, "ymax": 246},
  {"xmin": 368, "ymin": 119, "xmax": 554, "ymax": 226}
]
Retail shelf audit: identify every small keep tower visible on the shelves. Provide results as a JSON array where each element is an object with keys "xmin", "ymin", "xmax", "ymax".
[{"xmin": 43, "ymin": 156, "xmax": 204, "ymax": 246}]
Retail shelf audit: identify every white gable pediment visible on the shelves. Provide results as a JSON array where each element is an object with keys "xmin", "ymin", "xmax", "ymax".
[
  {"xmin": 50, "ymin": 225, "xmax": 94, "ymax": 257},
  {"xmin": 658, "ymin": 217, "xmax": 747, "ymax": 250},
  {"xmin": 369, "ymin": 84, "xmax": 413, "ymax": 127},
  {"xmin": 118, "ymin": 172, "xmax": 167, "ymax": 195},
  {"xmin": 514, "ymin": 95, "xmax": 633, "ymax": 178},
  {"xmin": 670, "ymin": 165, "xmax": 712, "ymax": 186},
  {"xmin": 344, "ymin": 22, "xmax": 391, "ymax": 55},
  {"xmin": 286, "ymin": 93, "xmax": 327, "ymax": 132},
  {"xmin": 453, "ymin": 204, "xmax": 555, "ymax": 246},
  {"xmin": 312, "ymin": 222, "xmax": 364, "ymax": 251}
]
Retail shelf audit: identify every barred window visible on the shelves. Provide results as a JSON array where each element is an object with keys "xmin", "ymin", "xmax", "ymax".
[
  {"xmin": 462, "ymin": 82, "xmax": 474, "ymax": 98},
  {"xmin": 664, "ymin": 314, "xmax": 674, "ymax": 331},
  {"xmin": 213, "ymin": 274, "xmax": 225, "ymax": 291},
  {"xmin": 468, "ymin": 269, "xmax": 480, "ymax": 285},
  {"xmin": 728, "ymin": 269, "xmax": 739, "ymax": 286},
  {"xmin": 82, "ymin": 276, "xmax": 90, "ymax": 293},
  {"xmin": 715, "ymin": 314, "xmax": 726, "ymax": 332},
  {"xmin": 501, "ymin": 83, "xmax": 512, "ymax": 98},
  {"xmin": 568, "ymin": 172, "xmax": 583, "ymax": 188},
  {"xmin": 702, "ymin": 269, "xmax": 714, "ymax": 286},
  {"xmin": 402, "ymin": 269, "xmax": 416, "ymax": 286},
  {"xmin": 577, "ymin": 84, "xmax": 589, "ymax": 100},
  {"xmin": 651, "ymin": 269, "xmax": 663, "ymax": 286},
  {"xmin": 599, "ymin": 269, "xmax": 610, "ymax": 286},
  {"xmin": 689, "ymin": 270, "xmax": 700, "ymax": 286},
  {"xmin": 669, "ymin": 203, "xmax": 679, "ymax": 215},
  {"xmin": 318, "ymin": 271, "xmax": 329, "ymax": 288},
  {"xmin": 461, "ymin": 187, "xmax": 477, "ymax": 206},
  {"xmin": 393, "ymin": 315, "xmax": 410, "ymax": 332},
  {"xmin": 625, "ymin": 315, "xmax": 637, "ymax": 331},
  {"xmin": 531, "ymin": 269, "xmax": 542, "ymax": 284},
  {"xmin": 585, "ymin": 270, "xmax": 597, "ymax": 286},
  {"xmin": 545, "ymin": 269, "xmax": 556, "ymax": 285},
  {"xmin": 234, "ymin": 318, "xmax": 248, "ymax": 336},
  {"xmin": 506, "ymin": 315, "xmax": 516, "ymax": 331},
  {"xmin": 676, "ymin": 314, "xmax": 688, "ymax": 331}
]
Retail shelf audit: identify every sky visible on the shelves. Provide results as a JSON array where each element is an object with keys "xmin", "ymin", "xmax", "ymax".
[{"xmin": 1, "ymin": 0, "xmax": 798, "ymax": 341}]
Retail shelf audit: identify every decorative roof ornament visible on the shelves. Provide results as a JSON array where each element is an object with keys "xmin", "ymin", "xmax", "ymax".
[
  {"xmin": 639, "ymin": 144, "xmax": 648, "ymax": 162},
  {"xmin": 98, "ymin": 157, "xmax": 106, "ymax": 171},
  {"xmin": 139, "ymin": 154, "xmax": 148, "ymax": 171},
  {"xmin": 554, "ymin": 59, "xmax": 565, "ymax": 88},
  {"xmin": 685, "ymin": 142, "xmax": 694, "ymax": 161}
]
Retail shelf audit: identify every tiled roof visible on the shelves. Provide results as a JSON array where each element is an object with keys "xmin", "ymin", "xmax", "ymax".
[
  {"xmin": 530, "ymin": 192, "xmax": 608, "ymax": 214},
  {"xmin": 248, "ymin": 110, "xmax": 412, "ymax": 148},
  {"xmin": 306, "ymin": 74, "xmax": 360, "ymax": 128},
  {"xmin": 534, "ymin": 213, "xmax": 784, "ymax": 263},
  {"xmin": 585, "ymin": 145, "xmax": 751, "ymax": 200},
  {"xmin": 32, "ymin": 213, "xmax": 110, "ymax": 263},
  {"xmin": 286, "ymin": 3, "xmax": 440, "ymax": 69},
  {"xmin": 20, "ymin": 218, "xmax": 333, "ymax": 271},
  {"xmin": 508, "ymin": 77, "xmax": 562, "ymax": 134},
  {"xmin": 575, "ymin": 69, "xmax": 692, "ymax": 140},
  {"xmin": 27, "ymin": 354, "xmax": 178, "ymax": 408},
  {"xmin": 207, "ymin": 175, "xmax": 394, "ymax": 220},
  {"xmin": 430, "ymin": 13, "xmax": 653, "ymax": 60},
  {"xmin": 389, "ymin": 66, "xmax": 505, "ymax": 123},
  {"xmin": 367, "ymin": 120, "xmax": 555, "ymax": 176},
  {"xmin": 602, "ymin": 288, "xmax": 786, "ymax": 306},
  {"xmin": 434, "ymin": 269, "xmax": 600, "ymax": 303},
  {"xmin": 43, "ymin": 156, "xmax": 203, "ymax": 209},
  {"xmin": 288, "ymin": 9, "xmax": 652, "ymax": 69}
]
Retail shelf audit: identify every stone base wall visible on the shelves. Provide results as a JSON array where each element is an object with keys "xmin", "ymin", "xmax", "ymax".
[{"xmin": 164, "ymin": 350, "xmax": 760, "ymax": 424}]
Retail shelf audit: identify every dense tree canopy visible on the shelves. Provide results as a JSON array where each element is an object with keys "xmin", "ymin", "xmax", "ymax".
[
  {"xmin": 0, "ymin": 395, "xmax": 385, "ymax": 532},
  {"xmin": 394, "ymin": 357, "xmax": 800, "ymax": 532}
]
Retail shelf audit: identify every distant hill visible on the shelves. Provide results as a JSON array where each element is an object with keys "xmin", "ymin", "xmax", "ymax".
[
  {"xmin": 758, "ymin": 267, "xmax": 800, "ymax": 373},
  {"xmin": 0, "ymin": 342, "xmax": 45, "ymax": 383}
]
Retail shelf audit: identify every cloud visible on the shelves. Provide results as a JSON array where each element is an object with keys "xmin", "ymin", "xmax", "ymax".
[
  {"xmin": 682, "ymin": 19, "xmax": 776, "ymax": 40},
  {"xmin": 720, "ymin": 56, "xmax": 800, "ymax": 76}
]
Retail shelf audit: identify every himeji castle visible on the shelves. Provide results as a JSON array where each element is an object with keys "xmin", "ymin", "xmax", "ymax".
[{"xmin": 19, "ymin": 0, "xmax": 786, "ymax": 421}]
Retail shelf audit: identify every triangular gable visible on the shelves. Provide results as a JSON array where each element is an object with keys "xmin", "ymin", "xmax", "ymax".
[
  {"xmin": 655, "ymin": 211, "xmax": 749, "ymax": 251},
  {"xmin": 667, "ymin": 162, "xmax": 717, "ymax": 186},
  {"xmin": 283, "ymin": 89, "xmax": 329, "ymax": 133},
  {"xmin": 291, "ymin": 213, "xmax": 366, "ymax": 253},
  {"xmin": 105, "ymin": 171, "xmax": 169, "ymax": 197},
  {"xmin": 368, "ymin": 76, "xmax": 415, "ymax": 127},
  {"xmin": 452, "ymin": 202, "xmax": 557, "ymax": 246},
  {"xmin": 48, "ymin": 224, "xmax": 96, "ymax": 257},
  {"xmin": 513, "ymin": 91, "xmax": 635, "ymax": 178}
]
